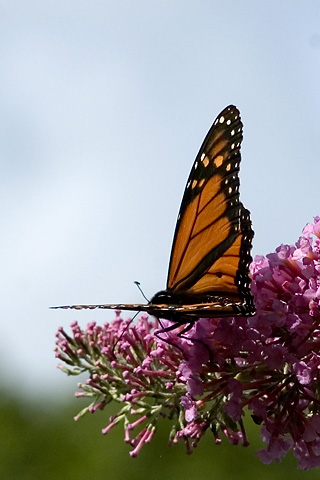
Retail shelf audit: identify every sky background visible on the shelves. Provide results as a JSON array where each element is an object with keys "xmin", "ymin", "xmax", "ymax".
[{"xmin": 1, "ymin": 1, "xmax": 320, "ymax": 396}]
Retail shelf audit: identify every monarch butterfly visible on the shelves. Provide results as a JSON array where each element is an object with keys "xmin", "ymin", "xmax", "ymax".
[{"xmin": 53, "ymin": 105, "xmax": 255, "ymax": 323}]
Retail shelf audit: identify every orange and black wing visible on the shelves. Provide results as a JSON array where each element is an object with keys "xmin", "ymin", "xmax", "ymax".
[
  {"xmin": 52, "ymin": 105, "xmax": 255, "ymax": 319},
  {"xmin": 150, "ymin": 105, "xmax": 255, "ymax": 318}
]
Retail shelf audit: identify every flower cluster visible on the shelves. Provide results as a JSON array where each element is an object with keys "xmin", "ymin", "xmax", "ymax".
[{"xmin": 55, "ymin": 217, "xmax": 320, "ymax": 469}]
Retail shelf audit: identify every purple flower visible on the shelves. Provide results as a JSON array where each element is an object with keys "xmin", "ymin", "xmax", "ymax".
[
  {"xmin": 55, "ymin": 217, "xmax": 320, "ymax": 469},
  {"xmin": 292, "ymin": 361, "xmax": 312, "ymax": 385},
  {"xmin": 180, "ymin": 393, "xmax": 197, "ymax": 422}
]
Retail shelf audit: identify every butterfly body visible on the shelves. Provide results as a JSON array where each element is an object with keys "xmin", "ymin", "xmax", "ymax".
[{"xmin": 53, "ymin": 105, "xmax": 255, "ymax": 321}]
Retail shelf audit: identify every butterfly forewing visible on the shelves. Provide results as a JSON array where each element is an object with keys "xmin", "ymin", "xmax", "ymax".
[{"xmin": 167, "ymin": 106, "xmax": 247, "ymax": 293}]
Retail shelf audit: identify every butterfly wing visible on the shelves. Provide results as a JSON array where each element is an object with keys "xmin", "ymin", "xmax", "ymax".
[
  {"xmin": 150, "ymin": 105, "xmax": 255, "ymax": 317},
  {"xmin": 52, "ymin": 105, "xmax": 255, "ymax": 319}
]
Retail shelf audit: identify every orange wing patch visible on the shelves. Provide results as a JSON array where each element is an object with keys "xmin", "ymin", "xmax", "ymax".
[
  {"xmin": 168, "ymin": 174, "xmax": 228, "ymax": 289},
  {"xmin": 188, "ymin": 232, "xmax": 243, "ymax": 295}
]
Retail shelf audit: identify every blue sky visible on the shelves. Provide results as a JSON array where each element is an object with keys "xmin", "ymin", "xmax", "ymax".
[{"xmin": 1, "ymin": 1, "xmax": 320, "ymax": 395}]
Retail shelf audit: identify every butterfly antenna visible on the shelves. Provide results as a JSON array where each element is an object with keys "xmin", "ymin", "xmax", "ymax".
[{"xmin": 134, "ymin": 281, "xmax": 150, "ymax": 303}]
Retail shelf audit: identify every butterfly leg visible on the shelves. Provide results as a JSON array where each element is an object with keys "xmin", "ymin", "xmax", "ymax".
[
  {"xmin": 110, "ymin": 311, "xmax": 139, "ymax": 356},
  {"xmin": 154, "ymin": 318, "xmax": 191, "ymax": 354}
]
